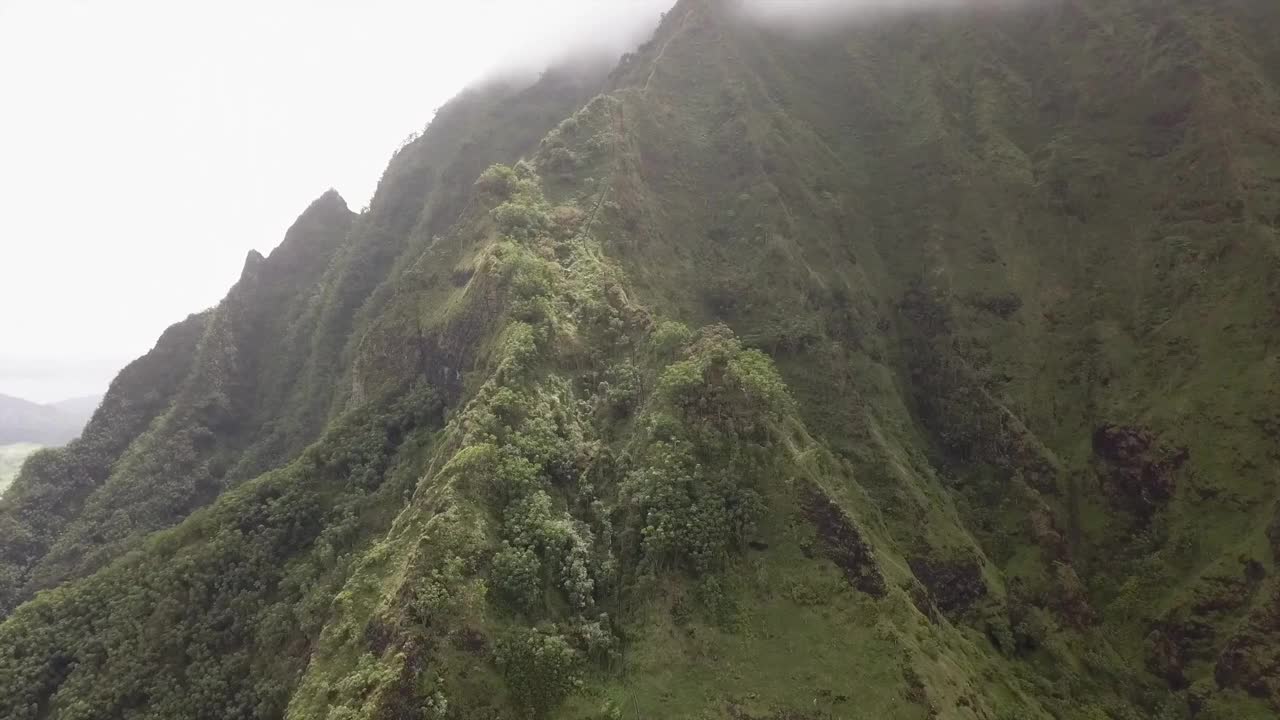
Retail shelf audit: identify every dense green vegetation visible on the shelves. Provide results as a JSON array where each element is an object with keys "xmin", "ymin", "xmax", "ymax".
[{"xmin": 3, "ymin": 0, "xmax": 1280, "ymax": 718}]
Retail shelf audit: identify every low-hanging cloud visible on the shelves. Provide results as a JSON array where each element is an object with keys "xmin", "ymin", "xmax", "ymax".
[
  {"xmin": 477, "ymin": 0, "xmax": 1027, "ymax": 81},
  {"xmin": 475, "ymin": 0, "xmax": 673, "ymax": 81},
  {"xmin": 738, "ymin": 0, "xmax": 1028, "ymax": 29}
]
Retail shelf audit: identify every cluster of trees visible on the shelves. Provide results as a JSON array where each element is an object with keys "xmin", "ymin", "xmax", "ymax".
[
  {"xmin": 457, "ymin": 167, "xmax": 796, "ymax": 713},
  {"xmin": 623, "ymin": 326, "xmax": 791, "ymax": 573}
]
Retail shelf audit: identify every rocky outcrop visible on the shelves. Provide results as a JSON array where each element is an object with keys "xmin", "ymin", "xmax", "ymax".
[
  {"xmin": 1092, "ymin": 424, "xmax": 1189, "ymax": 516},
  {"xmin": 801, "ymin": 484, "xmax": 886, "ymax": 597}
]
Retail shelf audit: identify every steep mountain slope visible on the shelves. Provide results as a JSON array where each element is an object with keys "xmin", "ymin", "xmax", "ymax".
[{"xmin": 3, "ymin": 1, "xmax": 1280, "ymax": 719}]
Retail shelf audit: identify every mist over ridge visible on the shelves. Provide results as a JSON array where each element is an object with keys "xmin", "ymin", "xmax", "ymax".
[
  {"xmin": 735, "ymin": 0, "xmax": 1038, "ymax": 31},
  {"xmin": 472, "ymin": 0, "xmax": 1034, "ymax": 84},
  {"xmin": 471, "ymin": 0, "xmax": 672, "ymax": 83}
]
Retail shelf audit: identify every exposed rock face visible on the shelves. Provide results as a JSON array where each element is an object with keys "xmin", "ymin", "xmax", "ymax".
[
  {"xmin": 908, "ymin": 554, "xmax": 988, "ymax": 617},
  {"xmin": 1092, "ymin": 424, "xmax": 1189, "ymax": 516},
  {"xmin": 1215, "ymin": 587, "xmax": 1280, "ymax": 704},
  {"xmin": 801, "ymin": 484, "xmax": 886, "ymax": 597}
]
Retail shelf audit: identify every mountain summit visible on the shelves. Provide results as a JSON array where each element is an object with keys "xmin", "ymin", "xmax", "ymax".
[{"xmin": 3, "ymin": 1, "xmax": 1280, "ymax": 719}]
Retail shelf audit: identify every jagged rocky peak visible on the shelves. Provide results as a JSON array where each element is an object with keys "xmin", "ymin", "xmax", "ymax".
[
  {"xmin": 280, "ymin": 188, "xmax": 352, "ymax": 243},
  {"xmin": 238, "ymin": 248, "xmax": 266, "ymax": 281}
]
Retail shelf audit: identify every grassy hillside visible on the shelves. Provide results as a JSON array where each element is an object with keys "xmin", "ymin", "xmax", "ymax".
[{"xmin": 2, "ymin": 0, "xmax": 1280, "ymax": 718}]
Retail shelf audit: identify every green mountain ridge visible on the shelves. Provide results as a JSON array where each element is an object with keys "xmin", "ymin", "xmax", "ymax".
[{"xmin": 3, "ymin": 0, "xmax": 1280, "ymax": 718}]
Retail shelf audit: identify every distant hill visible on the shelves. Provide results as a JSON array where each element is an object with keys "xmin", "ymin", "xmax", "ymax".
[{"xmin": 0, "ymin": 393, "xmax": 101, "ymax": 445}]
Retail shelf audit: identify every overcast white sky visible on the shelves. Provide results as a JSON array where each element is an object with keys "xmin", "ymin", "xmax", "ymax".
[{"xmin": 0, "ymin": 0, "xmax": 673, "ymax": 403}]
